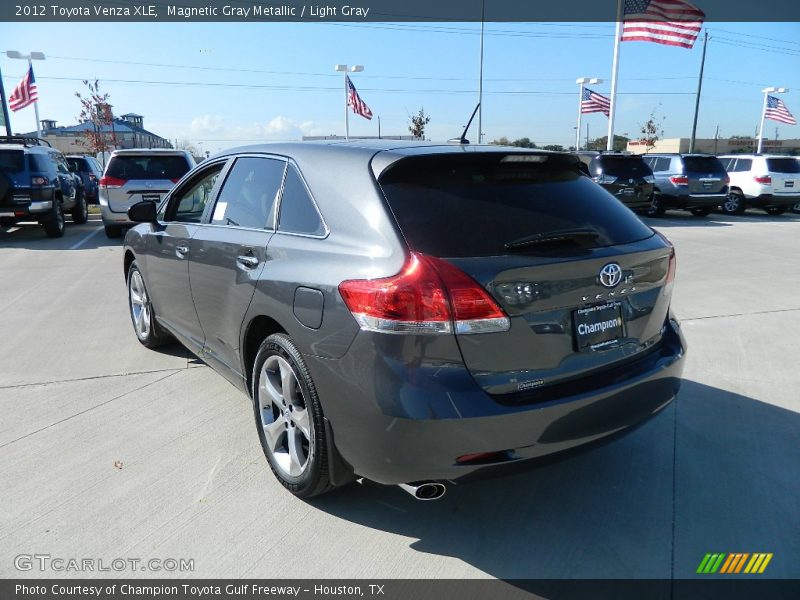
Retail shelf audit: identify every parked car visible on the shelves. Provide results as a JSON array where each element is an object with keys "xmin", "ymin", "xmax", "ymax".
[
  {"xmin": 66, "ymin": 154, "xmax": 103, "ymax": 204},
  {"xmin": 717, "ymin": 154, "xmax": 800, "ymax": 216},
  {"xmin": 641, "ymin": 153, "xmax": 729, "ymax": 217},
  {"xmin": 122, "ymin": 142, "xmax": 686, "ymax": 499},
  {"xmin": 574, "ymin": 151, "xmax": 655, "ymax": 211},
  {"xmin": 0, "ymin": 136, "xmax": 87, "ymax": 237},
  {"xmin": 100, "ymin": 149, "xmax": 195, "ymax": 238}
]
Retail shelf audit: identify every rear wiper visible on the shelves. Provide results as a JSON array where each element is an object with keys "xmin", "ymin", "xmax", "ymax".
[{"xmin": 504, "ymin": 228, "xmax": 600, "ymax": 251}]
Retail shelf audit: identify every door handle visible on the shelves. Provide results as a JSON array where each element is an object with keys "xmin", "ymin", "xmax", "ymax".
[
  {"xmin": 175, "ymin": 245, "xmax": 189, "ymax": 258},
  {"xmin": 236, "ymin": 255, "xmax": 259, "ymax": 269}
]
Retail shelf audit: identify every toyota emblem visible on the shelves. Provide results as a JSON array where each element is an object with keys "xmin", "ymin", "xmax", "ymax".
[{"xmin": 599, "ymin": 263, "xmax": 623, "ymax": 288}]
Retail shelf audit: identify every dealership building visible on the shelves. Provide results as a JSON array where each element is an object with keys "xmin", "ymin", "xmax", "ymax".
[{"xmin": 626, "ymin": 137, "xmax": 800, "ymax": 155}]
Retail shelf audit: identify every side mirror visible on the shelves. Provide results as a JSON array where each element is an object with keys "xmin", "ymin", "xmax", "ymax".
[{"xmin": 128, "ymin": 200, "xmax": 158, "ymax": 223}]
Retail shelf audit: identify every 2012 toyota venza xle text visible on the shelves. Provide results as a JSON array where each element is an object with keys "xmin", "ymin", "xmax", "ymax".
[{"xmin": 123, "ymin": 142, "xmax": 686, "ymax": 500}]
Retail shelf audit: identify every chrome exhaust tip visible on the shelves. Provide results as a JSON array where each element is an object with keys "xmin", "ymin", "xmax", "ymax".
[{"xmin": 398, "ymin": 481, "xmax": 447, "ymax": 501}]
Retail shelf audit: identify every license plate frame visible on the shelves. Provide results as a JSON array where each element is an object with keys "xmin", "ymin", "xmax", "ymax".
[
  {"xmin": 574, "ymin": 301, "xmax": 625, "ymax": 352},
  {"xmin": 141, "ymin": 194, "xmax": 160, "ymax": 203}
]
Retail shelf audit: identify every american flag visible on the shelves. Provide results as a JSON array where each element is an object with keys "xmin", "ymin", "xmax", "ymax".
[
  {"xmin": 346, "ymin": 75, "xmax": 372, "ymax": 120},
  {"xmin": 9, "ymin": 65, "xmax": 39, "ymax": 112},
  {"xmin": 581, "ymin": 87, "xmax": 611, "ymax": 117},
  {"xmin": 621, "ymin": 0, "xmax": 705, "ymax": 49},
  {"xmin": 764, "ymin": 95, "xmax": 796, "ymax": 125}
]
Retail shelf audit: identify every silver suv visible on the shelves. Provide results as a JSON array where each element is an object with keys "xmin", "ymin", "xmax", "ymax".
[
  {"xmin": 100, "ymin": 149, "xmax": 194, "ymax": 237},
  {"xmin": 717, "ymin": 155, "xmax": 800, "ymax": 216},
  {"xmin": 642, "ymin": 154, "xmax": 729, "ymax": 217}
]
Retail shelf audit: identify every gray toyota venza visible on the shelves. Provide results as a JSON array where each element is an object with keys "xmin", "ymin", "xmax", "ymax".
[{"xmin": 123, "ymin": 142, "xmax": 686, "ymax": 500}]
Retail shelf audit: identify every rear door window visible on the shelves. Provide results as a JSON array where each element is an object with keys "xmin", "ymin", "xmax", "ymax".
[
  {"xmin": 66, "ymin": 158, "xmax": 86, "ymax": 172},
  {"xmin": 106, "ymin": 155, "xmax": 191, "ymax": 181},
  {"xmin": 212, "ymin": 157, "xmax": 286, "ymax": 229},
  {"xmin": 766, "ymin": 158, "xmax": 800, "ymax": 174},
  {"xmin": 681, "ymin": 156, "xmax": 726, "ymax": 174},
  {"xmin": 733, "ymin": 158, "xmax": 752, "ymax": 172},
  {"xmin": 379, "ymin": 153, "xmax": 654, "ymax": 258},
  {"xmin": 0, "ymin": 150, "xmax": 25, "ymax": 172}
]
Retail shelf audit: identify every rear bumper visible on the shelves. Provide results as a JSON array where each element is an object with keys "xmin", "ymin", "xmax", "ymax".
[
  {"xmin": 744, "ymin": 193, "xmax": 800, "ymax": 207},
  {"xmin": 100, "ymin": 203, "xmax": 134, "ymax": 227},
  {"xmin": 308, "ymin": 318, "xmax": 686, "ymax": 485},
  {"xmin": 665, "ymin": 193, "xmax": 727, "ymax": 208},
  {"xmin": 0, "ymin": 188, "xmax": 56, "ymax": 220}
]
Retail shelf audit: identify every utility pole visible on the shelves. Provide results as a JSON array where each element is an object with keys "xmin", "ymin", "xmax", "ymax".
[
  {"xmin": 477, "ymin": 0, "xmax": 485, "ymax": 144},
  {"xmin": 713, "ymin": 125, "xmax": 719, "ymax": 154},
  {"xmin": 689, "ymin": 30, "xmax": 709, "ymax": 153},
  {"xmin": 586, "ymin": 122, "xmax": 590, "ymax": 150},
  {"xmin": 0, "ymin": 65, "xmax": 12, "ymax": 135}
]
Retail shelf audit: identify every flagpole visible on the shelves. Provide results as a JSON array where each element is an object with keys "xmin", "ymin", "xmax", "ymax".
[
  {"xmin": 29, "ymin": 58, "xmax": 41, "ymax": 138},
  {"xmin": 576, "ymin": 82, "xmax": 585, "ymax": 151},
  {"xmin": 344, "ymin": 72, "xmax": 350, "ymax": 141},
  {"xmin": 0, "ymin": 65, "xmax": 12, "ymax": 135},
  {"xmin": 688, "ymin": 30, "xmax": 708, "ymax": 153},
  {"xmin": 606, "ymin": 0, "xmax": 624, "ymax": 151},
  {"xmin": 477, "ymin": 0, "xmax": 485, "ymax": 144},
  {"xmin": 757, "ymin": 90, "xmax": 769, "ymax": 154}
]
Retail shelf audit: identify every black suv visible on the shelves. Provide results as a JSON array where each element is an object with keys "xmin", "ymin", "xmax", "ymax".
[
  {"xmin": 575, "ymin": 151, "xmax": 655, "ymax": 211},
  {"xmin": 0, "ymin": 137, "xmax": 87, "ymax": 237}
]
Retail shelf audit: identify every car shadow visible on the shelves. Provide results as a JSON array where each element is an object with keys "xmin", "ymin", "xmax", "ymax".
[
  {"xmin": 306, "ymin": 380, "xmax": 799, "ymax": 590},
  {"xmin": 0, "ymin": 219, "xmax": 123, "ymax": 250}
]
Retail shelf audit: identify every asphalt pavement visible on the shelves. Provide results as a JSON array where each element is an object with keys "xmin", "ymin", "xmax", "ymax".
[{"xmin": 0, "ymin": 211, "xmax": 798, "ymax": 580}]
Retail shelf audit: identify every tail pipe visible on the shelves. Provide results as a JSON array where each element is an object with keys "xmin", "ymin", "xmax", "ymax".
[{"xmin": 398, "ymin": 481, "xmax": 447, "ymax": 501}]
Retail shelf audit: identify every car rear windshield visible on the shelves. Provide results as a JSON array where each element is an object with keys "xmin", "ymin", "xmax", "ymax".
[
  {"xmin": 66, "ymin": 157, "xmax": 87, "ymax": 171},
  {"xmin": 106, "ymin": 155, "xmax": 190, "ymax": 181},
  {"xmin": 0, "ymin": 150, "xmax": 25, "ymax": 172},
  {"xmin": 379, "ymin": 153, "xmax": 654, "ymax": 258},
  {"xmin": 681, "ymin": 156, "xmax": 726, "ymax": 174},
  {"xmin": 596, "ymin": 156, "xmax": 652, "ymax": 177},
  {"xmin": 766, "ymin": 158, "xmax": 800, "ymax": 174}
]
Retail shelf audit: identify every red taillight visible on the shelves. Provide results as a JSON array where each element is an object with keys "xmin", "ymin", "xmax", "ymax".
[
  {"xmin": 170, "ymin": 178, "xmax": 180, "ymax": 183},
  {"xmin": 99, "ymin": 176, "xmax": 127, "ymax": 188},
  {"xmin": 754, "ymin": 175, "xmax": 771, "ymax": 185},
  {"xmin": 669, "ymin": 175, "xmax": 689, "ymax": 185},
  {"xmin": 456, "ymin": 451, "xmax": 509, "ymax": 465},
  {"xmin": 338, "ymin": 253, "xmax": 510, "ymax": 335},
  {"xmin": 31, "ymin": 176, "xmax": 49, "ymax": 186}
]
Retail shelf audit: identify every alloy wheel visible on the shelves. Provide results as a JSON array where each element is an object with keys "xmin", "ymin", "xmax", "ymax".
[
  {"xmin": 128, "ymin": 270, "xmax": 151, "ymax": 339},
  {"xmin": 723, "ymin": 194, "xmax": 740, "ymax": 214},
  {"xmin": 258, "ymin": 355, "xmax": 313, "ymax": 478}
]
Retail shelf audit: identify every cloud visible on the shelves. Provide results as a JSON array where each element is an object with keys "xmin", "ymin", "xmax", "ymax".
[{"xmin": 188, "ymin": 114, "xmax": 323, "ymax": 142}]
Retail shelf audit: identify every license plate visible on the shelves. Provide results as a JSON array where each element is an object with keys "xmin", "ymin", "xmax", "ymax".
[
  {"xmin": 786, "ymin": 181, "xmax": 794, "ymax": 188},
  {"xmin": 0, "ymin": 212, "xmax": 14, "ymax": 217},
  {"xmin": 574, "ymin": 302, "xmax": 625, "ymax": 351},
  {"xmin": 703, "ymin": 182, "xmax": 713, "ymax": 189},
  {"xmin": 142, "ymin": 194, "xmax": 160, "ymax": 203},
  {"xmin": 621, "ymin": 188, "xmax": 635, "ymax": 196}
]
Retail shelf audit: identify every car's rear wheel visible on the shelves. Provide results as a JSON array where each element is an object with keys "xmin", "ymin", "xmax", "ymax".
[
  {"xmin": 71, "ymin": 189, "xmax": 88, "ymax": 224},
  {"xmin": 690, "ymin": 207, "xmax": 712, "ymax": 217},
  {"xmin": 645, "ymin": 192, "xmax": 666, "ymax": 217},
  {"xmin": 104, "ymin": 224, "xmax": 122, "ymax": 238},
  {"xmin": 253, "ymin": 333, "xmax": 335, "ymax": 498},
  {"xmin": 793, "ymin": 202, "xmax": 800, "ymax": 214},
  {"xmin": 764, "ymin": 205, "xmax": 788, "ymax": 216},
  {"xmin": 127, "ymin": 261, "xmax": 170, "ymax": 348},
  {"xmin": 722, "ymin": 191, "xmax": 746, "ymax": 215},
  {"xmin": 42, "ymin": 201, "xmax": 65, "ymax": 238}
]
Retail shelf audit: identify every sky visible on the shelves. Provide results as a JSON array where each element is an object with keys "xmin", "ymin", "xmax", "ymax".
[{"xmin": 1, "ymin": 20, "xmax": 799, "ymax": 153}]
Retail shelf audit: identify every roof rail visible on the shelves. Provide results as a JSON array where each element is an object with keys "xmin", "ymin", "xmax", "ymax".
[{"xmin": 0, "ymin": 135, "xmax": 52, "ymax": 148}]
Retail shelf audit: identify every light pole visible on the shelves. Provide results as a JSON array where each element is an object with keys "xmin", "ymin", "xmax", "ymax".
[
  {"xmin": 575, "ymin": 77, "xmax": 602, "ymax": 151},
  {"xmin": 757, "ymin": 86, "xmax": 788, "ymax": 154},
  {"xmin": 6, "ymin": 50, "xmax": 45, "ymax": 138},
  {"xmin": 334, "ymin": 64, "xmax": 364, "ymax": 141}
]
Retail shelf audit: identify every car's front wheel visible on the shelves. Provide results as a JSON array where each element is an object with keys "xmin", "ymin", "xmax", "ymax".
[
  {"xmin": 253, "ymin": 333, "xmax": 336, "ymax": 498},
  {"xmin": 764, "ymin": 205, "xmax": 788, "ymax": 216},
  {"xmin": 645, "ymin": 193, "xmax": 666, "ymax": 217},
  {"xmin": 793, "ymin": 202, "xmax": 800, "ymax": 214},
  {"xmin": 127, "ymin": 261, "xmax": 170, "ymax": 348},
  {"xmin": 104, "ymin": 224, "xmax": 122, "ymax": 238},
  {"xmin": 71, "ymin": 188, "xmax": 88, "ymax": 224},
  {"xmin": 722, "ymin": 191, "xmax": 746, "ymax": 215}
]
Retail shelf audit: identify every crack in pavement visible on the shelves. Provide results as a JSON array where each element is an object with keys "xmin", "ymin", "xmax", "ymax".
[
  {"xmin": 0, "ymin": 370, "xmax": 181, "ymax": 450},
  {"xmin": 681, "ymin": 307, "xmax": 800, "ymax": 323},
  {"xmin": 0, "ymin": 362, "xmax": 205, "ymax": 391}
]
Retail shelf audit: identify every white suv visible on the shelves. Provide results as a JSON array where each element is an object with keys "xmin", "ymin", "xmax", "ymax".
[{"xmin": 718, "ymin": 155, "xmax": 800, "ymax": 215}]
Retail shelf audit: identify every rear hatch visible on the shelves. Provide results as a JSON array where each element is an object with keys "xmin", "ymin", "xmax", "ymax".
[
  {"xmin": 101, "ymin": 154, "xmax": 190, "ymax": 212},
  {"xmin": 682, "ymin": 155, "xmax": 728, "ymax": 195},
  {"xmin": 0, "ymin": 150, "xmax": 27, "ymax": 207},
  {"xmin": 765, "ymin": 158, "xmax": 800, "ymax": 196},
  {"xmin": 378, "ymin": 152, "xmax": 674, "ymax": 399},
  {"xmin": 593, "ymin": 155, "xmax": 654, "ymax": 206}
]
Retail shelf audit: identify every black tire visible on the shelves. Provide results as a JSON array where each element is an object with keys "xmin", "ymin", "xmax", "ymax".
[
  {"xmin": 721, "ymin": 191, "xmax": 746, "ymax": 215},
  {"xmin": 126, "ymin": 260, "xmax": 170, "ymax": 348},
  {"xmin": 690, "ymin": 207, "xmax": 712, "ymax": 217},
  {"xmin": 793, "ymin": 202, "xmax": 800, "ymax": 215},
  {"xmin": 645, "ymin": 193, "xmax": 666, "ymax": 217},
  {"xmin": 42, "ymin": 201, "xmax": 65, "ymax": 238},
  {"xmin": 104, "ymin": 224, "xmax": 122, "ymax": 238},
  {"xmin": 252, "ymin": 333, "xmax": 337, "ymax": 498},
  {"xmin": 764, "ymin": 205, "xmax": 788, "ymax": 216},
  {"xmin": 71, "ymin": 189, "xmax": 88, "ymax": 224}
]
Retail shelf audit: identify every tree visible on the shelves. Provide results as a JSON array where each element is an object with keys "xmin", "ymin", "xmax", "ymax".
[
  {"xmin": 638, "ymin": 106, "xmax": 666, "ymax": 153},
  {"xmin": 490, "ymin": 137, "xmax": 511, "ymax": 146},
  {"xmin": 408, "ymin": 107, "xmax": 431, "ymax": 140},
  {"xmin": 586, "ymin": 135, "xmax": 629, "ymax": 151},
  {"xmin": 489, "ymin": 137, "xmax": 537, "ymax": 148},
  {"xmin": 75, "ymin": 80, "xmax": 116, "ymax": 155},
  {"xmin": 541, "ymin": 144, "xmax": 565, "ymax": 151}
]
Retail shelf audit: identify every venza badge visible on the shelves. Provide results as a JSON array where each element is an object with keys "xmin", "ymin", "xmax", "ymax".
[{"xmin": 598, "ymin": 263, "xmax": 623, "ymax": 288}]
